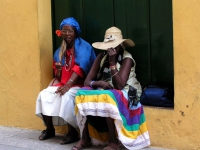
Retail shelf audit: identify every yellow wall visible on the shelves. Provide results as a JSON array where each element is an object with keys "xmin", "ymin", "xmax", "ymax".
[
  {"xmin": 0, "ymin": 0, "xmax": 52, "ymax": 129},
  {"xmin": 0, "ymin": 0, "xmax": 200, "ymax": 149}
]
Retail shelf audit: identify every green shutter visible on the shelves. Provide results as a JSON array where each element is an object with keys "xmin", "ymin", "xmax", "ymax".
[{"xmin": 51, "ymin": 0, "xmax": 173, "ymax": 87}]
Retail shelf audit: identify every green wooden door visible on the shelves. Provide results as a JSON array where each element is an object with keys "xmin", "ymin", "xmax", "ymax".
[{"xmin": 51, "ymin": 0, "xmax": 173, "ymax": 87}]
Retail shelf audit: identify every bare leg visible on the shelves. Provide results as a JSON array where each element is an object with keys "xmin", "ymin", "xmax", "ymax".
[
  {"xmin": 39, "ymin": 114, "xmax": 55, "ymax": 140},
  {"xmin": 67, "ymin": 124, "xmax": 78, "ymax": 136},
  {"xmin": 60, "ymin": 123, "xmax": 79, "ymax": 144},
  {"xmin": 106, "ymin": 117, "xmax": 118, "ymax": 144},
  {"xmin": 72, "ymin": 119, "xmax": 91, "ymax": 150},
  {"xmin": 81, "ymin": 120, "xmax": 90, "ymax": 142},
  {"xmin": 42, "ymin": 114, "xmax": 54, "ymax": 130},
  {"xmin": 103, "ymin": 117, "xmax": 120, "ymax": 150}
]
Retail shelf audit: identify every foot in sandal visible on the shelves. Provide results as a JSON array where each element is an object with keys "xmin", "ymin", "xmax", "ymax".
[
  {"xmin": 71, "ymin": 139, "xmax": 92, "ymax": 150},
  {"xmin": 103, "ymin": 142, "xmax": 123, "ymax": 150}
]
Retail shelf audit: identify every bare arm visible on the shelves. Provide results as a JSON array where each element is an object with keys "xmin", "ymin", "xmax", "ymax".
[
  {"xmin": 85, "ymin": 48, "xmax": 133, "ymax": 90},
  {"xmin": 107, "ymin": 47, "xmax": 133, "ymax": 90},
  {"xmin": 110, "ymin": 57, "xmax": 133, "ymax": 90},
  {"xmin": 84, "ymin": 53, "xmax": 113, "ymax": 89},
  {"xmin": 56, "ymin": 72, "xmax": 80, "ymax": 96},
  {"xmin": 54, "ymin": 62, "xmax": 62, "ymax": 81}
]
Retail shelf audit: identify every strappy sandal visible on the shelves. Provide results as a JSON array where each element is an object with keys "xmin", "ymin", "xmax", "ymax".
[
  {"xmin": 39, "ymin": 129, "xmax": 55, "ymax": 140},
  {"xmin": 71, "ymin": 139, "xmax": 92, "ymax": 150},
  {"xmin": 60, "ymin": 134, "xmax": 79, "ymax": 145}
]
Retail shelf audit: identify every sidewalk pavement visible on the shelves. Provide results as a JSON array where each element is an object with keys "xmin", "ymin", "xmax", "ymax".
[{"xmin": 0, "ymin": 126, "xmax": 174, "ymax": 150}]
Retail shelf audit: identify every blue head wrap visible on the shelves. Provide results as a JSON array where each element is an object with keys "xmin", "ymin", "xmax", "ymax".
[
  {"xmin": 54, "ymin": 17, "xmax": 96, "ymax": 75},
  {"xmin": 59, "ymin": 17, "xmax": 81, "ymax": 36}
]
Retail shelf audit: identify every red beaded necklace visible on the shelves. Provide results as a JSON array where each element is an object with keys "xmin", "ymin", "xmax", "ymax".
[{"xmin": 65, "ymin": 46, "xmax": 74, "ymax": 71}]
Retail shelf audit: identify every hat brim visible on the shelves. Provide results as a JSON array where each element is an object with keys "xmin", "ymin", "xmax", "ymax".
[{"xmin": 92, "ymin": 39, "xmax": 135, "ymax": 50}]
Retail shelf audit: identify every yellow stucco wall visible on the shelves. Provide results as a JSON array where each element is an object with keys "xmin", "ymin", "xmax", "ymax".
[
  {"xmin": 0, "ymin": 0, "xmax": 200, "ymax": 149},
  {"xmin": 0, "ymin": 0, "xmax": 52, "ymax": 129}
]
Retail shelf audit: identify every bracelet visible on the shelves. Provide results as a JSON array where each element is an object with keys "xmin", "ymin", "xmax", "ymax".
[
  {"xmin": 111, "ymin": 72, "xmax": 118, "ymax": 78},
  {"xmin": 65, "ymin": 84, "xmax": 70, "ymax": 89},
  {"xmin": 110, "ymin": 65, "xmax": 116, "ymax": 67},
  {"xmin": 110, "ymin": 65, "xmax": 116, "ymax": 70},
  {"xmin": 110, "ymin": 67, "xmax": 116, "ymax": 70},
  {"xmin": 69, "ymin": 79, "xmax": 74, "ymax": 83},
  {"xmin": 90, "ymin": 81, "xmax": 95, "ymax": 88}
]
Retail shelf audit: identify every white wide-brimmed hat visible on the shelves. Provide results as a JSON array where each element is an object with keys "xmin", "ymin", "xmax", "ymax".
[{"xmin": 92, "ymin": 26, "xmax": 135, "ymax": 50}]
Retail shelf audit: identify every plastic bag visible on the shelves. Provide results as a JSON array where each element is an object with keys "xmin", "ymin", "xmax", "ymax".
[{"xmin": 140, "ymin": 84, "xmax": 174, "ymax": 107}]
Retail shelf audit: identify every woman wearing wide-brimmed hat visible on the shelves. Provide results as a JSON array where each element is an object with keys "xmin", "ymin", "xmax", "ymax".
[
  {"xmin": 35, "ymin": 17, "xmax": 96, "ymax": 144},
  {"xmin": 73, "ymin": 27, "xmax": 150, "ymax": 150}
]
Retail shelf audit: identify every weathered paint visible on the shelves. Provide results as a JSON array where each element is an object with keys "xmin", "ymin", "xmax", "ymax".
[{"xmin": 0, "ymin": 0, "xmax": 200, "ymax": 149}]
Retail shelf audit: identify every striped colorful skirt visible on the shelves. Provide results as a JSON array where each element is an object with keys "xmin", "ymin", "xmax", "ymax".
[{"xmin": 75, "ymin": 87, "xmax": 150, "ymax": 150}]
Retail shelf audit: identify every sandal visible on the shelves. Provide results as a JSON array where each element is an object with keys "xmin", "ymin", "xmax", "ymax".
[
  {"xmin": 71, "ymin": 146, "xmax": 83, "ymax": 150},
  {"xmin": 103, "ymin": 143, "xmax": 122, "ymax": 150},
  {"xmin": 39, "ymin": 128, "xmax": 55, "ymax": 140},
  {"xmin": 60, "ymin": 134, "xmax": 79, "ymax": 145},
  {"xmin": 71, "ymin": 139, "xmax": 92, "ymax": 150}
]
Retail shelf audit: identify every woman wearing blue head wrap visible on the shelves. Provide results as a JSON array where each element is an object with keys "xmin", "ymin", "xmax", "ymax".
[{"xmin": 35, "ymin": 17, "xmax": 96, "ymax": 144}]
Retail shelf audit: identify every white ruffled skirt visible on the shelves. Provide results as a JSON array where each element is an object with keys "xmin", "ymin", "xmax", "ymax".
[{"xmin": 36, "ymin": 79, "xmax": 80, "ymax": 128}]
